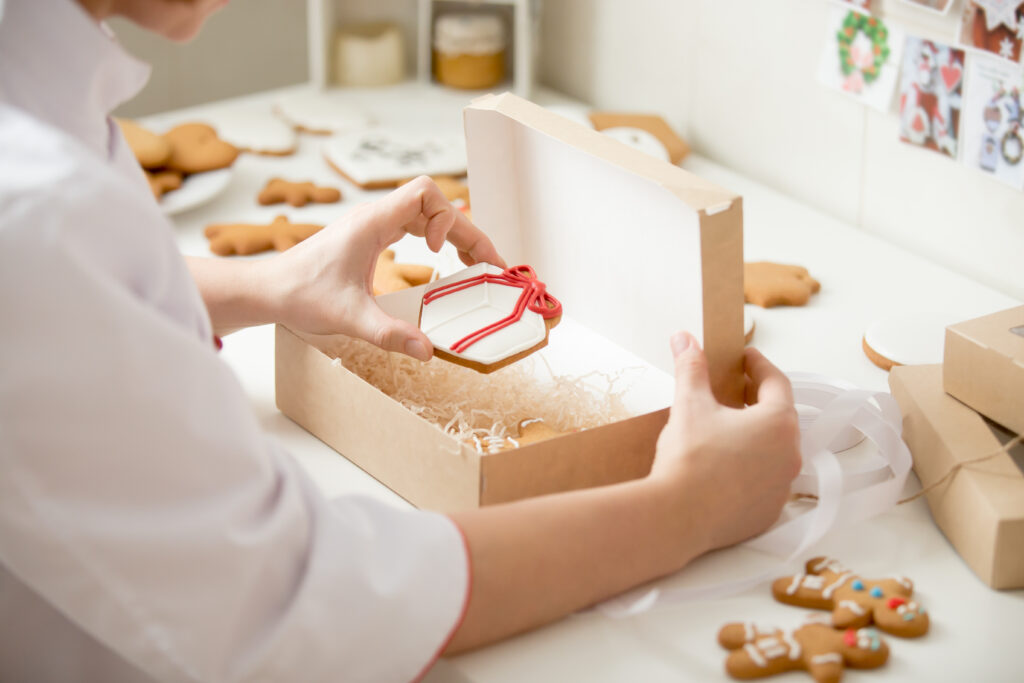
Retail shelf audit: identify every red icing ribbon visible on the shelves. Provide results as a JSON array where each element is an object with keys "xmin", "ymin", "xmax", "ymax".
[
  {"xmin": 887, "ymin": 596, "xmax": 906, "ymax": 610},
  {"xmin": 843, "ymin": 629, "xmax": 857, "ymax": 647},
  {"xmin": 422, "ymin": 265, "xmax": 561, "ymax": 354}
]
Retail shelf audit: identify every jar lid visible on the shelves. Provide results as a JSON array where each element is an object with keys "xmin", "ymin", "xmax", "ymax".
[{"xmin": 434, "ymin": 13, "xmax": 506, "ymax": 55}]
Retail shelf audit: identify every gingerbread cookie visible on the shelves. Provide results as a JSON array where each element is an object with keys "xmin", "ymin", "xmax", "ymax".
[
  {"xmin": 772, "ymin": 557, "xmax": 929, "ymax": 638},
  {"xmin": 146, "ymin": 169, "xmax": 183, "ymax": 199},
  {"xmin": 588, "ymin": 112, "xmax": 691, "ymax": 163},
  {"xmin": 204, "ymin": 215, "xmax": 323, "ymax": 256},
  {"xmin": 719, "ymin": 619, "xmax": 888, "ymax": 683},
  {"xmin": 464, "ymin": 418, "xmax": 567, "ymax": 454},
  {"xmin": 373, "ymin": 250, "xmax": 435, "ymax": 295},
  {"xmin": 419, "ymin": 263, "xmax": 562, "ymax": 374},
  {"xmin": 257, "ymin": 178, "xmax": 342, "ymax": 207},
  {"xmin": 163, "ymin": 123, "xmax": 239, "ymax": 174},
  {"xmin": 117, "ymin": 119, "xmax": 172, "ymax": 169},
  {"xmin": 744, "ymin": 262, "xmax": 821, "ymax": 308}
]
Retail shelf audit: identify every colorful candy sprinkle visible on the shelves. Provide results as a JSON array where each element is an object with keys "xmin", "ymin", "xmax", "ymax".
[
  {"xmin": 902, "ymin": 613, "xmax": 915, "ymax": 621},
  {"xmin": 888, "ymin": 597, "xmax": 906, "ymax": 609},
  {"xmin": 870, "ymin": 586, "xmax": 883, "ymax": 598},
  {"xmin": 852, "ymin": 579, "xmax": 865, "ymax": 591}
]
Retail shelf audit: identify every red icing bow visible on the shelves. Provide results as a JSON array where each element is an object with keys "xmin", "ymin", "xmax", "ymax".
[{"xmin": 422, "ymin": 265, "xmax": 562, "ymax": 354}]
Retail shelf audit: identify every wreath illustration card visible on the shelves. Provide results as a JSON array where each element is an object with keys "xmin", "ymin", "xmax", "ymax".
[
  {"xmin": 898, "ymin": 37, "xmax": 965, "ymax": 157},
  {"xmin": 960, "ymin": 53, "xmax": 1024, "ymax": 188},
  {"xmin": 818, "ymin": 6, "xmax": 905, "ymax": 111},
  {"xmin": 957, "ymin": 1, "xmax": 1024, "ymax": 63}
]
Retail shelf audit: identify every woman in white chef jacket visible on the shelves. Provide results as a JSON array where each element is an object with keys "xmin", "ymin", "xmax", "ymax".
[{"xmin": 0, "ymin": 0, "xmax": 802, "ymax": 681}]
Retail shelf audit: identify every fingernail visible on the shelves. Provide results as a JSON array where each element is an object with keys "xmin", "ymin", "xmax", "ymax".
[
  {"xmin": 671, "ymin": 331, "xmax": 692, "ymax": 356},
  {"xmin": 405, "ymin": 339, "xmax": 431, "ymax": 361}
]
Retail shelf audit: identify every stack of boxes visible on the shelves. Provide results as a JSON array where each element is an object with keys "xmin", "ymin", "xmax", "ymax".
[{"xmin": 889, "ymin": 305, "xmax": 1024, "ymax": 589}]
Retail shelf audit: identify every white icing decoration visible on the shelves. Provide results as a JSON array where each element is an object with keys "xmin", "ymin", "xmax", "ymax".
[
  {"xmin": 801, "ymin": 575, "xmax": 826, "ymax": 591},
  {"xmin": 890, "ymin": 575, "xmax": 912, "ymax": 589},
  {"xmin": 744, "ymin": 643, "xmax": 767, "ymax": 667},
  {"xmin": 756, "ymin": 637, "xmax": 787, "ymax": 660},
  {"xmin": 600, "ymin": 127, "xmax": 670, "ymax": 161},
  {"xmin": 811, "ymin": 653, "xmax": 842, "ymax": 665},
  {"xmin": 420, "ymin": 264, "xmax": 550, "ymax": 366},
  {"xmin": 744, "ymin": 622, "xmax": 754, "ymax": 641},
  {"xmin": 323, "ymin": 128, "xmax": 466, "ymax": 186},
  {"xmin": 822, "ymin": 572, "xmax": 853, "ymax": 599},
  {"xmin": 273, "ymin": 91, "xmax": 372, "ymax": 134},
  {"xmin": 781, "ymin": 630, "xmax": 801, "ymax": 660},
  {"xmin": 786, "ymin": 573, "xmax": 804, "ymax": 595},
  {"xmin": 192, "ymin": 109, "xmax": 297, "ymax": 154},
  {"xmin": 813, "ymin": 557, "xmax": 843, "ymax": 573},
  {"xmin": 839, "ymin": 599, "xmax": 866, "ymax": 616}
]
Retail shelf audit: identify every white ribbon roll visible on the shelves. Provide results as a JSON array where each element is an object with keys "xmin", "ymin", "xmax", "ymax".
[{"xmin": 598, "ymin": 372, "xmax": 912, "ymax": 617}]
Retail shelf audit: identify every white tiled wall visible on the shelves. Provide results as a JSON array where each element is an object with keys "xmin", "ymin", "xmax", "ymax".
[{"xmin": 540, "ymin": 0, "xmax": 1024, "ymax": 301}]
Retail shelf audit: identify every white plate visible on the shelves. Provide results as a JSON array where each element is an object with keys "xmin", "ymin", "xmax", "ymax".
[{"xmin": 160, "ymin": 167, "xmax": 233, "ymax": 216}]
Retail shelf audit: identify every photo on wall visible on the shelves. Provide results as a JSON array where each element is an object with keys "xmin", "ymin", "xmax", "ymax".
[
  {"xmin": 960, "ymin": 53, "xmax": 1024, "ymax": 188},
  {"xmin": 818, "ymin": 7, "xmax": 905, "ymax": 111},
  {"xmin": 957, "ymin": 1, "xmax": 1024, "ymax": 62},
  {"xmin": 899, "ymin": 0, "xmax": 955, "ymax": 15},
  {"xmin": 898, "ymin": 37, "xmax": 965, "ymax": 157}
]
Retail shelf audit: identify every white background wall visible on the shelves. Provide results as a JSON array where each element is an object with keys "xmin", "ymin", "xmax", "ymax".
[
  {"xmin": 539, "ymin": 0, "xmax": 1023, "ymax": 301},
  {"xmin": 112, "ymin": 0, "xmax": 1022, "ymax": 300}
]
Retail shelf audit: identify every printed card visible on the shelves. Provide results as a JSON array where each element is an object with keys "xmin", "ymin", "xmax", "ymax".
[
  {"xmin": 957, "ymin": 1, "xmax": 1024, "ymax": 62},
  {"xmin": 898, "ymin": 37, "xmax": 965, "ymax": 157},
  {"xmin": 818, "ymin": 7, "xmax": 905, "ymax": 111},
  {"xmin": 839, "ymin": 0, "xmax": 873, "ymax": 14},
  {"xmin": 960, "ymin": 53, "xmax": 1024, "ymax": 188}
]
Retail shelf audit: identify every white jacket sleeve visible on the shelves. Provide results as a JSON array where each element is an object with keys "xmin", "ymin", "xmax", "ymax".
[{"xmin": 0, "ymin": 118, "xmax": 469, "ymax": 683}]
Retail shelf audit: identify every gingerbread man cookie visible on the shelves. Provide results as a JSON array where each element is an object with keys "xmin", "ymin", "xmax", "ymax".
[
  {"xmin": 772, "ymin": 557, "xmax": 929, "ymax": 638},
  {"xmin": 719, "ymin": 619, "xmax": 888, "ymax": 683},
  {"xmin": 146, "ymin": 169, "xmax": 183, "ymax": 199},
  {"xmin": 204, "ymin": 215, "xmax": 323, "ymax": 256},
  {"xmin": 744, "ymin": 262, "xmax": 821, "ymax": 308},
  {"xmin": 117, "ymin": 119, "xmax": 172, "ymax": 169},
  {"xmin": 463, "ymin": 418, "xmax": 567, "ymax": 454},
  {"xmin": 372, "ymin": 250, "xmax": 436, "ymax": 295},
  {"xmin": 163, "ymin": 122, "xmax": 239, "ymax": 174},
  {"xmin": 257, "ymin": 178, "xmax": 342, "ymax": 207}
]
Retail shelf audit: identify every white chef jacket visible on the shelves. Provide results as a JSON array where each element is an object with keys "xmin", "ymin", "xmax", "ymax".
[{"xmin": 0, "ymin": 1, "xmax": 470, "ymax": 681}]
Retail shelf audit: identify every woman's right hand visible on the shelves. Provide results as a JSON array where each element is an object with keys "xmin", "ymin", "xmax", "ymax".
[{"xmin": 650, "ymin": 332, "xmax": 802, "ymax": 555}]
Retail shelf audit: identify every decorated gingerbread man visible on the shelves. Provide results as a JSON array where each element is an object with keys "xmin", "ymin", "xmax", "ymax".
[
  {"xmin": 772, "ymin": 557, "xmax": 928, "ymax": 638},
  {"xmin": 718, "ymin": 618, "xmax": 888, "ymax": 683}
]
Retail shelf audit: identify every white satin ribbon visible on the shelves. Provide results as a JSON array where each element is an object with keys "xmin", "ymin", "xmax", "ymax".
[{"xmin": 598, "ymin": 372, "xmax": 912, "ymax": 617}]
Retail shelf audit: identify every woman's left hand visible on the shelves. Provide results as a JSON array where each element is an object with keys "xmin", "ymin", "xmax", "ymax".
[{"xmin": 263, "ymin": 176, "xmax": 506, "ymax": 361}]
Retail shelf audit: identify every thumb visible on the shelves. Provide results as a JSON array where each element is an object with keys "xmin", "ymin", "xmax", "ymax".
[
  {"xmin": 355, "ymin": 299, "xmax": 434, "ymax": 362},
  {"xmin": 670, "ymin": 331, "xmax": 713, "ymax": 404}
]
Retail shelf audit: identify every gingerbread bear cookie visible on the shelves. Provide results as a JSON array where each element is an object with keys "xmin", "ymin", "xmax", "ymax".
[
  {"xmin": 772, "ymin": 557, "xmax": 929, "ymax": 638},
  {"xmin": 163, "ymin": 122, "xmax": 239, "ymax": 174},
  {"xmin": 204, "ymin": 215, "xmax": 323, "ymax": 256},
  {"xmin": 257, "ymin": 178, "xmax": 342, "ymax": 207},
  {"xmin": 719, "ymin": 618, "xmax": 888, "ymax": 683},
  {"xmin": 372, "ymin": 250, "xmax": 435, "ymax": 295},
  {"xmin": 744, "ymin": 262, "xmax": 821, "ymax": 308}
]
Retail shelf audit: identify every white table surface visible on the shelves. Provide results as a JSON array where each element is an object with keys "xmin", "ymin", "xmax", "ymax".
[{"xmin": 150, "ymin": 82, "xmax": 1024, "ymax": 683}]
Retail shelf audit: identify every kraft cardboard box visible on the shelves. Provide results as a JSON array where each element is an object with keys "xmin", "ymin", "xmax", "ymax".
[
  {"xmin": 944, "ymin": 305, "xmax": 1024, "ymax": 437},
  {"xmin": 275, "ymin": 93, "xmax": 744, "ymax": 512},
  {"xmin": 890, "ymin": 364, "xmax": 1024, "ymax": 589}
]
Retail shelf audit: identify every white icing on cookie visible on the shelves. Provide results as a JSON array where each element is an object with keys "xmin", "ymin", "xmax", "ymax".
[
  {"xmin": 781, "ymin": 630, "xmax": 801, "ymax": 660},
  {"xmin": 822, "ymin": 572, "xmax": 852, "ymax": 599},
  {"xmin": 193, "ymin": 108, "xmax": 297, "ymax": 155},
  {"xmin": 273, "ymin": 90, "xmax": 372, "ymax": 134},
  {"xmin": 744, "ymin": 643, "xmax": 767, "ymax": 667},
  {"xmin": 811, "ymin": 653, "xmax": 842, "ymax": 665},
  {"xmin": 890, "ymin": 575, "xmax": 912, "ymax": 590},
  {"xmin": 419, "ymin": 263, "xmax": 550, "ymax": 366},
  {"xmin": 323, "ymin": 127, "xmax": 466, "ymax": 186},
  {"xmin": 600, "ymin": 126, "xmax": 670, "ymax": 162},
  {"xmin": 838, "ymin": 599, "xmax": 866, "ymax": 616},
  {"xmin": 786, "ymin": 573, "xmax": 804, "ymax": 595},
  {"xmin": 813, "ymin": 558, "xmax": 846, "ymax": 573},
  {"xmin": 755, "ymin": 637, "xmax": 787, "ymax": 660}
]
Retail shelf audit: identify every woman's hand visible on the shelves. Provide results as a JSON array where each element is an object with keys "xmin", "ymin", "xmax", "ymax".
[
  {"xmin": 264, "ymin": 176, "xmax": 505, "ymax": 360},
  {"xmin": 650, "ymin": 332, "xmax": 802, "ymax": 555}
]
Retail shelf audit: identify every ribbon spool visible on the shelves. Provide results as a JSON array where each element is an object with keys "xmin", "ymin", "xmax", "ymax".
[{"xmin": 599, "ymin": 372, "xmax": 912, "ymax": 617}]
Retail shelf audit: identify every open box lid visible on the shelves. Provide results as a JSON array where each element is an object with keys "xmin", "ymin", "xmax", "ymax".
[{"xmin": 463, "ymin": 93, "xmax": 745, "ymax": 405}]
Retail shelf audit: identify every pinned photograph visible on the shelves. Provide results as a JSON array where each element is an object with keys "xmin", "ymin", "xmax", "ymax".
[
  {"xmin": 818, "ymin": 7, "xmax": 905, "ymax": 111},
  {"xmin": 898, "ymin": 37, "xmax": 965, "ymax": 157},
  {"xmin": 960, "ymin": 53, "xmax": 1024, "ymax": 188},
  {"xmin": 899, "ymin": 0, "xmax": 955, "ymax": 15},
  {"xmin": 957, "ymin": 1, "xmax": 1024, "ymax": 62}
]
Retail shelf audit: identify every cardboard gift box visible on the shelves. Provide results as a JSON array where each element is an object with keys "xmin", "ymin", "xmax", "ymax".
[
  {"xmin": 889, "ymin": 364, "xmax": 1024, "ymax": 589},
  {"xmin": 275, "ymin": 93, "xmax": 745, "ymax": 512},
  {"xmin": 944, "ymin": 305, "xmax": 1024, "ymax": 437}
]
